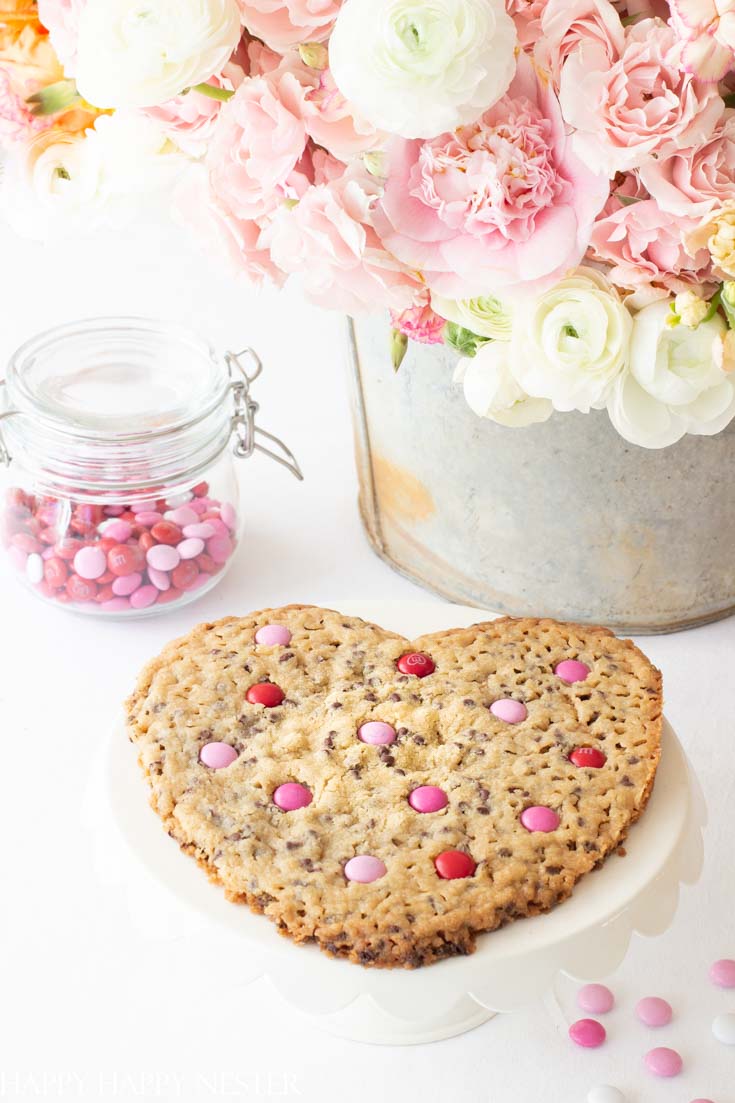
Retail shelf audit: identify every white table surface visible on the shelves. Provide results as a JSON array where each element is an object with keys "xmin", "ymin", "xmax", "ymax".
[{"xmin": 0, "ymin": 213, "xmax": 733, "ymax": 1103}]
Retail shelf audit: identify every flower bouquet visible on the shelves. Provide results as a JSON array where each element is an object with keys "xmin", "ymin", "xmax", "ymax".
[{"xmin": 2, "ymin": 0, "xmax": 735, "ymax": 448}]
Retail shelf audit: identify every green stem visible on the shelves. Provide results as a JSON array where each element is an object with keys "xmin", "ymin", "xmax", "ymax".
[
  {"xmin": 704, "ymin": 290, "xmax": 722, "ymax": 324},
  {"xmin": 188, "ymin": 82, "xmax": 235, "ymax": 102},
  {"xmin": 723, "ymin": 93, "xmax": 735, "ymax": 109}
]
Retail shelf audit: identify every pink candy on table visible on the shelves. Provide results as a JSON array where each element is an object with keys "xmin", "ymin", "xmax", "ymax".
[
  {"xmin": 644, "ymin": 1047, "xmax": 682, "ymax": 1078},
  {"xmin": 578, "ymin": 984, "xmax": 615, "ymax": 1015},
  {"xmin": 569, "ymin": 1019, "xmax": 606, "ymax": 1048},
  {"xmin": 710, "ymin": 959, "xmax": 735, "ymax": 987},
  {"xmin": 636, "ymin": 997, "xmax": 672, "ymax": 1027},
  {"xmin": 520, "ymin": 806, "xmax": 560, "ymax": 832}
]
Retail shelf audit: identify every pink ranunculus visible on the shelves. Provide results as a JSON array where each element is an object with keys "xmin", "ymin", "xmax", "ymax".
[
  {"xmin": 261, "ymin": 164, "xmax": 419, "ymax": 314},
  {"xmin": 506, "ymin": 0, "xmax": 549, "ymax": 48},
  {"xmin": 37, "ymin": 0, "xmax": 84, "ymax": 75},
  {"xmin": 641, "ymin": 110, "xmax": 735, "ymax": 217},
  {"xmin": 372, "ymin": 54, "xmax": 609, "ymax": 300},
  {"xmin": 670, "ymin": 0, "xmax": 735, "ymax": 82},
  {"xmin": 144, "ymin": 64, "xmax": 246, "ymax": 157},
  {"xmin": 560, "ymin": 18, "xmax": 725, "ymax": 175},
  {"xmin": 535, "ymin": 0, "xmax": 625, "ymax": 86},
  {"xmin": 173, "ymin": 162, "xmax": 285, "ymax": 286},
  {"xmin": 390, "ymin": 291, "xmax": 446, "ymax": 344},
  {"xmin": 588, "ymin": 196, "xmax": 715, "ymax": 302},
  {"xmin": 206, "ymin": 73, "xmax": 308, "ymax": 222},
  {"xmin": 237, "ymin": 0, "xmax": 342, "ymax": 50}
]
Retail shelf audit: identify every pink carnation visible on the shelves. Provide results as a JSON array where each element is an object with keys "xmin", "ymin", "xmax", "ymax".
[
  {"xmin": 535, "ymin": 0, "xmax": 624, "ymax": 86},
  {"xmin": 589, "ymin": 196, "xmax": 714, "ymax": 301},
  {"xmin": 37, "ymin": 0, "xmax": 84, "ymax": 75},
  {"xmin": 0, "ymin": 67, "xmax": 48, "ymax": 146},
  {"xmin": 560, "ymin": 18, "xmax": 725, "ymax": 175},
  {"xmin": 261, "ymin": 165, "xmax": 419, "ymax": 314},
  {"xmin": 670, "ymin": 0, "xmax": 735, "ymax": 82},
  {"xmin": 173, "ymin": 163, "xmax": 284, "ymax": 287},
  {"xmin": 237, "ymin": 0, "xmax": 342, "ymax": 50},
  {"xmin": 207, "ymin": 73, "xmax": 308, "ymax": 222},
  {"xmin": 372, "ymin": 54, "xmax": 608, "ymax": 300},
  {"xmin": 391, "ymin": 292, "xmax": 446, "ymax": 344},
  {"xmin": 506, "ymin": 0, "xmax": 549, "ymax": 48},
  {"xmin": 641, "ymin": 110, "xmax": 735, "ymax": 217}
]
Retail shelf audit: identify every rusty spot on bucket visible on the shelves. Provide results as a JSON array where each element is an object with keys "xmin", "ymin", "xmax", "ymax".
[{"xmin": 372, "ymin": 455, "xmax": 435, "ymax": 524}]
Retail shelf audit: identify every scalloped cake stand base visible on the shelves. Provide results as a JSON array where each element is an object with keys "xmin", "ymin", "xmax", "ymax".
[{"xmin": 93, "ymin": 601, "xmax": 706, "ymax": 1045}]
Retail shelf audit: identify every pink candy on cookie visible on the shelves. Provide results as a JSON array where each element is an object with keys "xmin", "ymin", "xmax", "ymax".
[
  {"xmin": 358, "ymin": 721, "xmax": 396, "ymax": 745},
  {"xmin": 200, "ymin": 742, "xmax": 238, "ymax": 769},
  {"xmin": 409, "ymin": 786, "xmax": 448, "ymax": 813},
  {"xmin": 555, "ymin": 659, "xmax": 590, "ymax": 683},
  {"xmin": 520, "ymin": 806, "xmax": 560, "ymax": 832},
  {"xmin": 255, "ymin": 624, "xmax": 293, "ymax": 646},
  {"xmin": 490, "ymin": 698, "xmax": 527, "ymax": 723},
  {"xmin": 344, "ymin": 856, "xmax": 386, "ymax": 883},
  {"xmin": 273, "ymin": 782, "xmax": 312, "ymax": 811}
]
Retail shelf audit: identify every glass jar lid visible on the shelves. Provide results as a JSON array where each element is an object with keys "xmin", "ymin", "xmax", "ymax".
[{"xmin": 0, "ymin": 317, "xmax": 302, "ymax": 497}]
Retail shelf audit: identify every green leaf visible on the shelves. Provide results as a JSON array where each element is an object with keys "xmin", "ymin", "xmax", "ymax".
[
  {"xmin": 617, "ymin": 193, "xmax": 645, "ymax": 207},
  {"xmin": 723, "ymin": 93, "xmax": 735, "ymax": 109},
  {"xmin": 721, "ymin": 283, "xmax": 735, "ymax": 330},
  {"xmin": 443, "ymin": 322, "xmax": 490, "ymax": 358},
  {"xmin": 26, "ymin": 79, "xmax": 80, "ymax": 117},
  {"xmin": 391, "ymin": 329, "xmax": 409, "ymax": 371}
]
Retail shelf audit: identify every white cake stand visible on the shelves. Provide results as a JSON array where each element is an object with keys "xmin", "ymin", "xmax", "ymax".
[{"xmin": 90, "ymin": 601, "xmax": 706, "ymax": 1045}]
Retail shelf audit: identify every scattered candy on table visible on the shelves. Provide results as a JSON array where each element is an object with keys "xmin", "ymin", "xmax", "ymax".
[
  {"xmin": 587, "ymin": 1087, "xmax": 625, "ymax": 1103},
  {"xmin": 636, "ymin": 996, "xmax": 673, "ymax": 1027},
  {"xmin": 712, "ymin": 1013, "xmax": 735, "ymax": 1045},
  {"xmin": 569, "ymin": 1019, "xmax": 606, "ymax": 1048},
  {"xmin": 2, "ymin": 484, "xmax": 238, "ymax": 614},
  {"xmin": 578, "ymin": 985, "xmax": 615, "ymax": 1015},
  {"xmin": 710, "ymin": 959, "xmax": 735, "ymax": 988},
  {"xmin": 644, "ymin": 1047, "xmax": 683, "ymax": 1077}
]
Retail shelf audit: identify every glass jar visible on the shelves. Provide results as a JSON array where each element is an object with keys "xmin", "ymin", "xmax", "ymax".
[{"xmin": 0, "ymin": 317, "xmax": 301, "ymax": 617}]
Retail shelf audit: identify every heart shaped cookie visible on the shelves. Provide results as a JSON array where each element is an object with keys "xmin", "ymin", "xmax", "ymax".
[{"xmin": 126, "ymin": 606, "xmax": 662, "ymax": 968}]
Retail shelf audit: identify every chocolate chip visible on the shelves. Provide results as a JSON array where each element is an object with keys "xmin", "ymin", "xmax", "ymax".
[
  {"xmin": 463, "ymin": 699, "xmax": 476, "ymax": 707},
  {"xmin": 331, "ymin": 702, "xmax": 343, "ymax": 710},
  {"xmin": 620, "ymin": 775, "xmax": 635, "ymax": 787},
  {"xmin": 286, "ymin": 841, "xmax": 302, "ymax": 850},
  {"xmin": 498, "ymin": 848, "xmax": 512, "ymax": 858},
  {"xmin": 390, "ymin": 693, "xmax": 401, "ymax": 702},
  {"xmin": 627, "ymin": 755, "xmax": 640, "ymax": 764},
  {"xmin": 278, "ymin": 652, "xmax": 294, "ymax": 663}
]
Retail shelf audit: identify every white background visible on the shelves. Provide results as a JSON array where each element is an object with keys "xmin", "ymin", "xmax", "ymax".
[{"xmin": 0, "ymin": 212, "xmax": 733, "ymax": 1103}]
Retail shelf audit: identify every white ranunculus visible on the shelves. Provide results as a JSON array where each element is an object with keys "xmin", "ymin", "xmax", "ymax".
[
  {"xmin": 1, "ymin": 112, "xmax": 182, "ymax": 241},
  {"xmin": 607, "ymin": 300, "xmax": 735, "ymax": 448},
  {"xmin": 431, "ymin": 292, "xmax": 513, "ymax": 340},
  {"xmin": 329, "ymin": 0, "xmax": 517, "ymax": 139},
  {"xmin": 455, "ymin": 341, "xmax": 553, "ymax": 428},
  {"xmin": 511, "ymin": 269, "xmax": 632, "ymax": 413},
  {"xmin": 75, "ymin": 0, "xmax": 242, "ymax": 108}
]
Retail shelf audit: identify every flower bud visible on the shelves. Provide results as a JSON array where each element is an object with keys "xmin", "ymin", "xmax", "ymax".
[{"xmin": 298, "ymin": 42, "xmax": 329, "ymax": 70}]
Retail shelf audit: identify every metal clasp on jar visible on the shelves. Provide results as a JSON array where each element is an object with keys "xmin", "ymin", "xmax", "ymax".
[{"xmin": 225, "ymin": 348, "xmax": 303, "ymax": 480}]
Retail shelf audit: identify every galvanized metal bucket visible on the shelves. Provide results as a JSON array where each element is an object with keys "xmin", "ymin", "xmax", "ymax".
[{"xmin": 346, "ymin": 314, "xmax": 735, "ymax": 634}]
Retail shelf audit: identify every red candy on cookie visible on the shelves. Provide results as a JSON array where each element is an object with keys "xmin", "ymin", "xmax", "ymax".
[
  {"xmin": 570, "ymin": 747, "xmax": 607, "ymax": 768},
  {"xmin": 397, "ymin": 652, "xmax": 435, "ymax": 677},
  {"xmin": 434, "ymin": 850, "xmax": 476, "ymax": 879},
  {"xmin": 246, "ymin": 682, "xmax": 285, "ymax": 707}
]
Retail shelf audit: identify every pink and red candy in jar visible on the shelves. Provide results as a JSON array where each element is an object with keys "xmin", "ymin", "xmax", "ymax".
[{"xmin": 2, "ymin": 483, "xmax": 238, "ymax": 614}]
